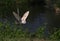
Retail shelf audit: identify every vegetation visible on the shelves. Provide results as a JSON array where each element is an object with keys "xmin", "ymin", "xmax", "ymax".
[
  {"xmin": 0, "ymin": 0, "xmax": 60, "ymax": 41},
  {"xmin": 0, "ymin": 22, "xmax": 60, "ymax": 41}
]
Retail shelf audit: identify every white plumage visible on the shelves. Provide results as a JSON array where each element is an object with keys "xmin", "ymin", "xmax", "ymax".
[
  {"xmin": 13, "ymin": 11, "xmax": 20, "ymax": 21},
  {"xmin": 21, "ymin": 11, "xmax": 29, "ymax": 24},
  {"xmin": 13, "ymin": 10, "xmax": 29, "ymax": 24}
]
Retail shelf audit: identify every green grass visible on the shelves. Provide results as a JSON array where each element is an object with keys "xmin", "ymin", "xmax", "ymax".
[{"xmin": 0, "ymin": 22, "xmax": 60, "ymax": 41}]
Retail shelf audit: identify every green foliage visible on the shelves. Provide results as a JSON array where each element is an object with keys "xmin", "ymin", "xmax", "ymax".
[
  {"xmin": 36, "ymin": 26, "xmax": 45, "ymax": 39},
  {"xmin": 0, "ymin": 22, "xmax": 60, "ymax": 41},
  {"xmin": 49, "ymin": 28, "xmax": 60, "ymax": 40},
  {"xmin": 0, "ymin": 22, "xmax": 29, "ymax": 40}
]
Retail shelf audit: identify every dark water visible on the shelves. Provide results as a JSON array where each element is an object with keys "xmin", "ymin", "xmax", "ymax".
[
  {"xmin": 0, "ymin": 13, "xmax": 48, "ymax": 34},
  {"xmin": 22, "ymin": 13, "xmax": 47, "ymax": 33},
  {"xmin": 0, "ymin": 13, "xmax": 50, "ymax": 38}
]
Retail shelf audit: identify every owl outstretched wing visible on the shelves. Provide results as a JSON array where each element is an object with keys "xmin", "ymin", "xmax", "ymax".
[
  {"xmin": 13, "ymin": 11, "xmax": 20, "ymax": 21},
  {"xmin": 20, "ymin": 11, "xmax": 29, "ymax": 24}
]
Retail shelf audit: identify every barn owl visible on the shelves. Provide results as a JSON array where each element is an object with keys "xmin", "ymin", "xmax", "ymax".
[{"xmin": 13, "ymin": 9, "xmax": 29, "ymax": 24}]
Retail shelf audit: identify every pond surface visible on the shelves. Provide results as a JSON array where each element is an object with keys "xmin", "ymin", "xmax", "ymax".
[
  {"xmin": 22, "ymin": 13, "xmax": 47, "ymax": 33},
  {"xmin": 0, "ymin": 13, "xmax": 47, "ymax": 33}
]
